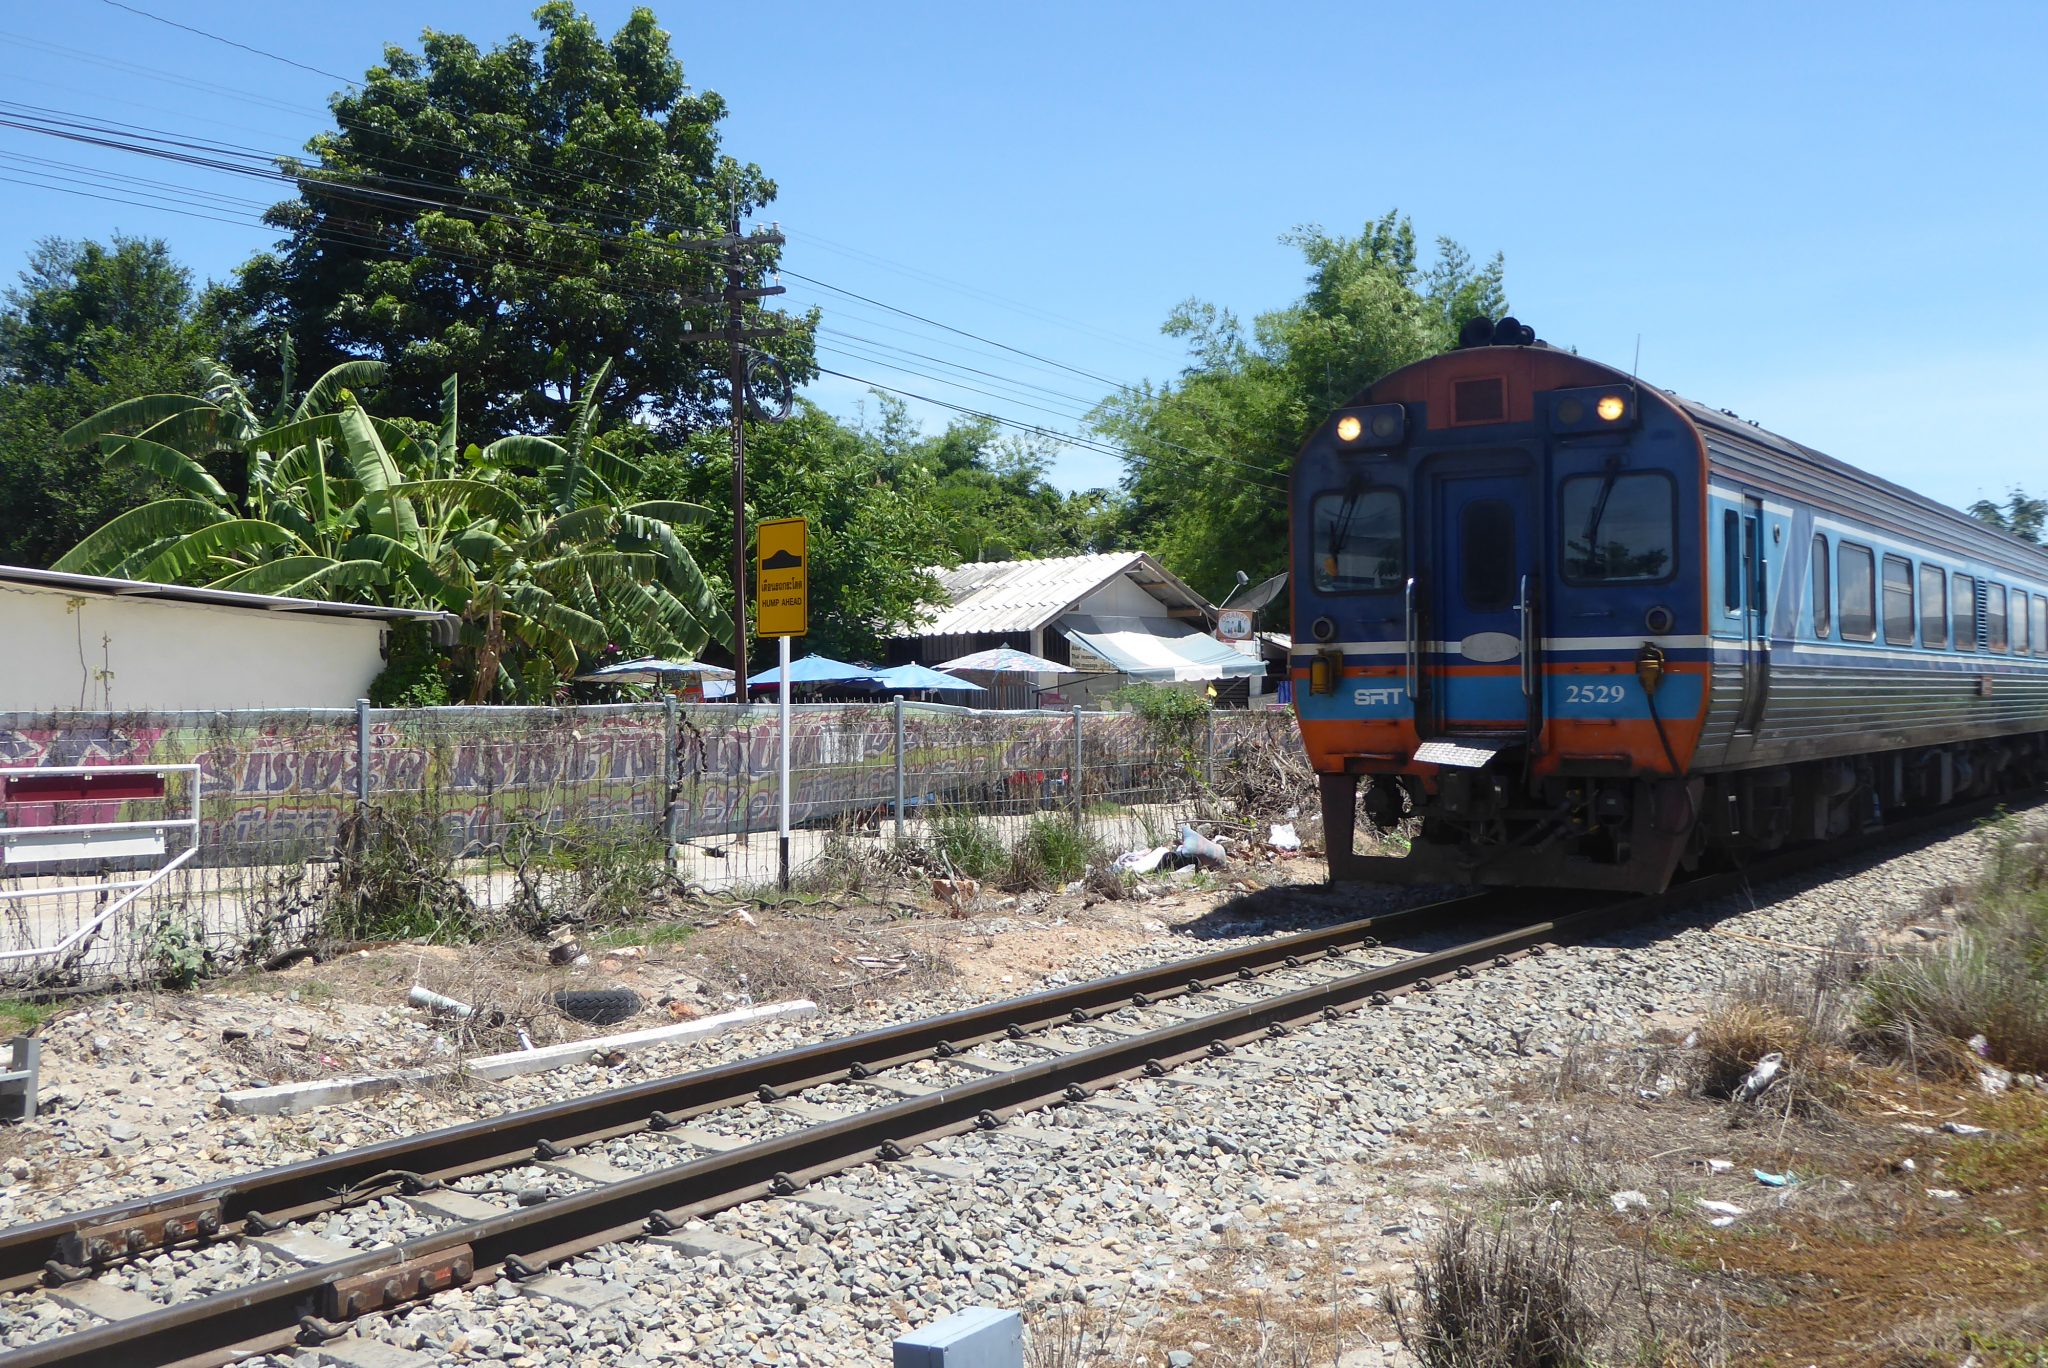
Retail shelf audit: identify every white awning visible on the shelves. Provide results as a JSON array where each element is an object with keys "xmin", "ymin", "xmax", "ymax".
[{"xmin": 1058, "ymin": 615, "xmax": 1266, "ymax": 683}]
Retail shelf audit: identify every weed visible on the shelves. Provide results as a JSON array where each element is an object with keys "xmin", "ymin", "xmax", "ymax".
[
  {"xmin": 0, "ymin": 998, "xmax": 59, "ymax": 1035},
  {"xmin": 1393, "ymin": 1213, "xmax": 1595, "ymax": 1368},
  {"xmin": 1008, "ymin": 814, "xmax": 1100, "ymax": 889},
  {"xmin": 1692, "ymin": 968, "xmax": 1856, "ymax": 1115},
  {"xmin": 586, "ymin": 921, "xmax": 700, "ymax": 952},
  {"xmin": 1860, "ymin": 815, "xmax": 2048, "ymax": 1071},
  {"xmin": 925, "ymin": 807, "xmax": 1008, "ymax": 882},
  {"xmin": 146, "ymin": 912, "xmax": 212, "ymax": 990}
]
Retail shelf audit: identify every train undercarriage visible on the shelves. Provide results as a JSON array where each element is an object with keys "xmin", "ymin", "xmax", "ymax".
[{"xmin": 1320, "ymin": 735, "xmax": 2048, "ymax": 893}]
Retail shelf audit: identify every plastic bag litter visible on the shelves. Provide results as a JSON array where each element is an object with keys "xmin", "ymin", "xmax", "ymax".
[
  {"xmin": 1697, "ymin": 1199, "xmax": 1744, "ymax": 1222},
  {"xmin": 1754, "ymin": 1169, "xmax": 1798, "ymax": 1187},
  {"xmin": 1179, "ymin": 825, "xmax": 1227, "ymax": 868},
  {"xmin": 1609, "ymin": 1189, "xmax": 1650, "ymax": 1213},
  {"xmin": 1113, "ymin": 846, "xmax": 1173, "ymax": 875},
  {"xmin": 1731, "ymin": 1051, "xmax": 1783, "ymax": 1103},
  {"xmin": 1268, "ymin": 822, "xmax": 1301, "ymax": 851},
  {"xmin": 1941, "ymin": 1121, "xmax": 1989, "ymax": 1136}
]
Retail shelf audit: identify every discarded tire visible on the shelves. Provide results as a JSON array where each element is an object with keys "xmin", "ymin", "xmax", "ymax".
[{"xmin": 549, "ymin": 988, "xmax": 642, "ymax": 1026}]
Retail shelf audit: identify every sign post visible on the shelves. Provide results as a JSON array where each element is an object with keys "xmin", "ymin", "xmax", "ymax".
[{"xmin": 756, "ymin": 518, "xmax": 808, "ymax": 890}]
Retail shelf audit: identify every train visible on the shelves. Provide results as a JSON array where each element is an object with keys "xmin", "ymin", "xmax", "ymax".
[{"xmin": 1289, "ymin": 316, "xmax": 2048, "ymax": 892}]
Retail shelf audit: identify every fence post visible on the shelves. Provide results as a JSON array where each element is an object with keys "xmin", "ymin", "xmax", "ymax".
[
  {"xmin": 355, "ymin": 698, "xmax": 372, "ymax": 807},
  {"xmin": 1070, "ymin": 706, "xmax": 1084, "ymax": 823},
  {"xmin": 893, "ymin": 695, "xmax": 907, "ymax": 843},
  {"xmin": 662, "ymin": 695, "xmax": 679, "ymax": 844},
  {"xmin": 1204, "ymin": 709, "xmax": 1216, "ymax": 794}
]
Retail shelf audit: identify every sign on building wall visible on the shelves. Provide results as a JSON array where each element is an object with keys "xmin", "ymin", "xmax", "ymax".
[
  {"xmin": 1216, "ymin": 608, "xmax": 1253, "ymax": 642},
  {"xmin": 756, "ymin": 517, "xmax": 808, "ymax": 638}
]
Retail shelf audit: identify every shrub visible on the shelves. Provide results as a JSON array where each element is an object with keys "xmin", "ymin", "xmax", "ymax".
[
  {"xmin": 1394, "ymin": 1215, "xmax": 1594, "ymax": 1368},
  {"xmin": 1859, "ymin": 816, "xmax": 2048, "ymax": 1072},
  {"xmin": 1009, "ymin": 813, "xmax": 1099, "ymax": 889},
  {"xmin": 926, "ymin": 807, "xmax": 1007, "ymax": 882},
  {"xmin": 367, "ymin": 622, "xmax": 452, "ymax": 708},
  {"xmin": 1692, "ymin": 969, "xmax": 1856, "ymax": 1114}
]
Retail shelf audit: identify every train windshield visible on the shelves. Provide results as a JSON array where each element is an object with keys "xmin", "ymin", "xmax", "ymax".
[
  {"xmin": 1311, "ymin": 487, "xmax": 1403, "ymax": 591},
  {"xmin": 1559, "ymin": 472, "xmax": 1675, "ymax": 583}
]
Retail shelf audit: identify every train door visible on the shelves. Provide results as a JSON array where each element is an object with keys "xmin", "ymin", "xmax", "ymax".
[
  {"xmin": 1423, "ymin": 451, "xmax": 1542, "ymax": 741},
  {"xmin": 1726, "ymin": 492, "xmax": 1771, "ymax": 757}
]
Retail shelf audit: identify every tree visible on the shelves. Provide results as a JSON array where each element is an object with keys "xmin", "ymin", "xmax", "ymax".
[
  {"xmin": 53, "ymin": 360, "xmax": 726, "ymax": 700},
  {"xmin": 1969, "ymin": 488, "xmax": 2047, "ymax": 544},
  {"xmin": 1091, "ymin": 213, "xmax": 1505, "ymax": 597},
  {"xmin": 215, "ymin": 3, "xmax": 814, "ymax": 441},
  {"xmin": 0, "ymin": 236, "xmax": 218, "ymax": 564},
  {"xmin": 636, "ymin": 397, "xmax": 954, "ymax": 662}
]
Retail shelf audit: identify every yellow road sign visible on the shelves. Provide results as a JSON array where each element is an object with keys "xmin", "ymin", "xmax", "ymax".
[{"xmin": 755, "ymin": 516, "xmax": 808, "ymax": 637}]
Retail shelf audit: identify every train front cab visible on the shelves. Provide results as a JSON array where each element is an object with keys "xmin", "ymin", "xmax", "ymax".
[{"xmin": 1292, "ymin": 344, "xmax": 1712, "ymax": 892}]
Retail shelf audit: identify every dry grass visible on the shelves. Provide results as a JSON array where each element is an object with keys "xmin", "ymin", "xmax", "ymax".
[
  {"xmin": 1391, "ymin": 1214, "xmax": 1594, "ymax": 1368},
  {"xmin": 686, "ymin": 913, "xmax": 953, "ymax": 1009},
  {"xmin": 1691, "ymin": 969, "xmax": 1858, "ymax": 1117}
]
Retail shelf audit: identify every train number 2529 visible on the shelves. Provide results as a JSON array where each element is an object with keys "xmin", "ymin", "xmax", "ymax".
[{"xmin": 1561, "ymin": 681, "xmax": 1628, "ymax": 705}]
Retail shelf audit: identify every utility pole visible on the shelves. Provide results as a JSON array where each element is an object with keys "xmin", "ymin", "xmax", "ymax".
[{"xmin": 720, "ymin": 208, "xmax": 786, "ymax": 707}]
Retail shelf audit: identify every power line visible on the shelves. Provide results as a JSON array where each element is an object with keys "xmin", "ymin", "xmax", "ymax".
[{"xmin": 98, "ymin": 0, "xmax": 360, "ymax": 86}]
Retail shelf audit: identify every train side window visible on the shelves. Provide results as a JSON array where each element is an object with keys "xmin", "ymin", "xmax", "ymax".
[
  {"xmin": 1919, "ymin": 564, "xmax": 1947, "ymax": 648},
  {"xmin": 1722, "ymin": 511, "xmax": 1741, "ymax": 612},
  {"xmin": 2034, "ymin": 595, "xmax": 2047, "ymax": 656},
  {"xmin": 2016, "ymin": 592, "xmax": 2030, "ymax": 655},
  {"xmin": 1838, "ymin": 543, "xmax": 1876, "ymax": 641},
  {"xmin": 1310, "ymin": 488, "xmax": 1404, "ymax": 592},
  {"xmin": 1881, "ymin": 556, "xmax": 1914, "ymax": 646},
  {"xmin": 1987, "ymin": 583, "xmax": 2009, "ymax": 652},
  {"xmin": 1810, "ymin": 535, "xmax": 1831, "ymax": 638},
  {"xmin": 1954, "ymin": 573, "xmax": 1976, "ymax": 651}
]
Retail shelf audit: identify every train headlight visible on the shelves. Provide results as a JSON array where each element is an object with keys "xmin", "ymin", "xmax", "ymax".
[
  {"xmin": 1547, "ymin": 385, "xmax": 1638, "ymax": 433},
  {"xmin": 1330, "ymin": 404, "xmax": 1406, "ymax": 449}
]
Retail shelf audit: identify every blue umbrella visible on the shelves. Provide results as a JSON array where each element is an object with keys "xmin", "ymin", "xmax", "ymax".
[
  {"xmin": 745, "ymin": 654, "xmax": 886, "ymax": 688},
  {"xmin": 871, "ymin": 663, "xmax": 985, "ymax": 693}
]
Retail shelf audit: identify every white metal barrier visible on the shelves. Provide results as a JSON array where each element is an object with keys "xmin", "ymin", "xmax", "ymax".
[{"xmin": 0, "ymin": 763, "xmax": 199, "ymax": 965}]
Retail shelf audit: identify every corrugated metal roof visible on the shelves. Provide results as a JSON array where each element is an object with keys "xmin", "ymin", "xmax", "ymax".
[
  {"xmin": 0, "ymin": 564, "xmax": 451, "ymax": 623},
  {"xmin": 910, "ymin": 552, "xmax": 1213, "ymax": 637}
]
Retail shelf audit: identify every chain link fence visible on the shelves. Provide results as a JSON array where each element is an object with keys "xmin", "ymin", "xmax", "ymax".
[{"xmin": 0, "ymin": 701, "xmax": 1305, "ymax": 991}]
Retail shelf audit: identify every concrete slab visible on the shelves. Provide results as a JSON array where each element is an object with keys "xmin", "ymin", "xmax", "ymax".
[
  {"xmin": 1076, "ymin": 1097, "xmax": 1151, "ymax": 1117},
  {"xmin": 663, "ymin": 1125, "xmax": 750, "ymax": 1153},
  {"xmin": 517, "ymin": 1273, "xmax": 630, "ymax": 1311},
  {"xmin": 858, "ymin": 1076, "xmax": 938, "ymax": 1098},
  {"xmin": 895, "ymin": 1156, "xmax": 976, "ymax": 1182},
  {"xmin": 46, "ymin": 1280, "xmax": 163, "ymax": 1322},
  {"xmin": 404, "ymin": 1190, "xmax": 509, "ymax": 1223},
  {"xmin": 651, "ymin": 1229, "xmax": 772, "ymax": 1266},
  {"xmin": 537, "ymin": 1152, "xmax": 638, "ymax": 1185},
  {"xmin": 986, "ymin": 1124, "xmax": 1070, "ymax": 1148},
  {"xmin": 777, "ymin": 1189, "xmax": 878, "ymax": 1219},
  {"xmin": 317, "ymin": 1339, "xmax": 433, "ymax": 1368},
  {"xmin": 246, "ymin": 1228, "xmax": 360, "ymax": 1266},
  {"xmin": 769, "ymin": 1098, "xmax": 851, "ymax": 1123}
]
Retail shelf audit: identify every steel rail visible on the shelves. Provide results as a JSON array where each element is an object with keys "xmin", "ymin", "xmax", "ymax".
[{"xmin": 0, "ymin": 888, "xmax": 1527, "ymax": 1292}]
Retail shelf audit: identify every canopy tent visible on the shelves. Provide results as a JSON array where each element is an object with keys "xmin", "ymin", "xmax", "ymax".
[
  {"xmin": 1059, "ymin": 616, "xmax": 1266, "ymax": 683},
  {"xmin": 870, "ymin": 663, "xmax": 984, "ymax": 693},
  {"xmin": 744, "ymin": 654, "xmax": 886, "ymax": 688},
  {"xmin": 575, "ymin": 656, "xmax": 734, "ymax": 683},
  {"xmin": 934, "ymin": 646, "xmax": 1075, "ymax": 675}
]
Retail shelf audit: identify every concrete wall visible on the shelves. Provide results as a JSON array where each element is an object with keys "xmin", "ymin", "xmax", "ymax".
[
  {"xmin": 1, "ymin": 583, "xmax": 393, "ymax": 712},
  {"xmin": 1072, "ymin": 576, "xmax": 1169, "ymax": 619}
]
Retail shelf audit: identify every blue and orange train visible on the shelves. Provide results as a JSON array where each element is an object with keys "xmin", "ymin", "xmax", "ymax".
[{"xmin": 1290, "ymin": 317, "xmax": 2048, "ymax": 891}]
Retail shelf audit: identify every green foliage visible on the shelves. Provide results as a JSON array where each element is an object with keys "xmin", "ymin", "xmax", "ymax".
[
  {"xmin": 0, "ymin": 998, "xmax": 59, "ymax": 1035},
  {"xmin": 54, "ymin": 360, "xmax": 725, "ymax": 701},
  {"xmin": 146, "ymin": 912, "xmax": 212, "ymax": 990},
  {"xmin": 369, "ymin": 621, "xmax": 452, "ymax": 707},
  {"xmin": 0, "ymin": 236, "xmax": 219, "ymax": 565},
  {"xmin": 926, "ymin": 807, "xmax": 1008, "ymax": 882},
  {"xmin": 1092, "ymin": 212, "xmax": 1505, "ymax": 598},
  {"xmin": 1859, "ymin": 816, "xmax": 2048, "ymax": 1070},
  {"xmin": 215, "ymin": 3, "xmax": 813, "ymax": 442},
  {"xmin": 1009, "ymin": 814, "xmax": 1099, "ymax": 889},
  {"xmin": 1970, "ymin": 488, "xmax": 2047, "ymax": 544}
]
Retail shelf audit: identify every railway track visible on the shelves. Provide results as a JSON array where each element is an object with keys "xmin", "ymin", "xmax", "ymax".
[{"xmin": 0, "ymin": 800, "xmax": 2005, "ymax": 1367}]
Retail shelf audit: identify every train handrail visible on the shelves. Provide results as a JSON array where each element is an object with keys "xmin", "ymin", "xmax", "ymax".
[{"xmin": 1404, "ymin": 576, "xmax": 1421, "ymax": 705}]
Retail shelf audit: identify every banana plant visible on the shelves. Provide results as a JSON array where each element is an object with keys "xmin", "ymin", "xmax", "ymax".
[{"xmin": 53, "ymin": 360, "xmax": 727, "ymax": 701}]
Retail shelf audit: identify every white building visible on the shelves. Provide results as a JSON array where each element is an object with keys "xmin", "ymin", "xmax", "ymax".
[
  {"xmin": 892, "ymin": 552, "xmax": 1267, "ymax": 707},
  {"xmin": 0, "ymin": 565, "xmax": 449, "ymax": 713}
]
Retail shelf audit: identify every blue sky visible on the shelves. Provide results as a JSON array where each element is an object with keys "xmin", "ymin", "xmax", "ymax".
[{"xmin": 1, "ymin": 1, "xmax": 2041, "ymax": 513}]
